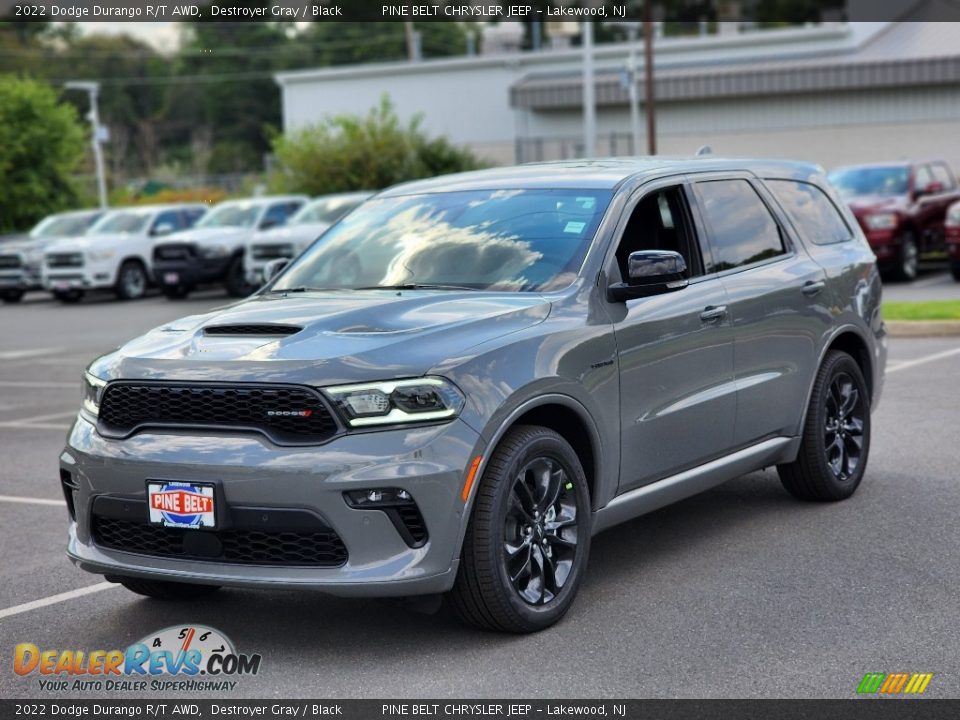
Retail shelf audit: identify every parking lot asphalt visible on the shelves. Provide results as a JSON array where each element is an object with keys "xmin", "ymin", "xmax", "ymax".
[
  {"xmin": 883, "ymin": 269, "xmax": 959, "ymax": 302},
  {"xmin": 1, "ymin": 288, "xmax": 959, "ymax": 700}
]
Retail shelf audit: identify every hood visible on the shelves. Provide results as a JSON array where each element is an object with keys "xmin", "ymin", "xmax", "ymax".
[
  {"xmin": 44, "ymin": 234, "xmax": 133, "ymax": 253},
  {"xmin": 844, "ymin": 195, "xmax": 908, "ymax": 217},
  {"xmin": 163, "ymin": 226, "xmax": 254, "ymax": 246},
  {"xmin": 252, "ymin": 223, "xmax": 330, "ymax": 246},
  {"xmin": 91, "ymin": 290, "xmax": 551, "ymax": 386}
]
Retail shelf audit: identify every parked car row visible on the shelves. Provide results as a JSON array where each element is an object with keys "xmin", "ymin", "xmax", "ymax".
[
  {"xmin": 0, "ymin": 191, "xmax": 372, "ymax": 304},
  {"xmin": 827, "ymin": 159, "xmax": 960, "ymax": 281}
]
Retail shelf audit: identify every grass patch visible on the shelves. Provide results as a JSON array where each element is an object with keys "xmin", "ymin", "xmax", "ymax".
[{"xmin": 884, "ymin": 300, "xmax": 960, "ymax": 321}]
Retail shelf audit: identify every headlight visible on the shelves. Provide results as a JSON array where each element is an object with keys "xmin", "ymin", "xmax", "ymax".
[
  {"xmin": 81, "ymin": 372, "xmax": 107, "ymax": 420},
  {"xmin": 200, "ymin": 244, "xmax": 230, "ymax": 258},
  {"xmin": 863, "ymin": 213, "xmax": 898, "ymax": 231},
  {"xmin": 322, "ymin": 377, "xmax": 465, "ymax": 428},
  {"xmin": 88, "ymin": 249, "xmax": 115, "ymax": 262}
]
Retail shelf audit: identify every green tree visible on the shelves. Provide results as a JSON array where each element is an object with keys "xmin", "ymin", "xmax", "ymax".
[
  {"xmin": 0, "ymin": 76, "xmax": 87, "ymax": 233},
  {"xmin": 268, "ymin": 97, "xmax": 485, "ymax": 196}
]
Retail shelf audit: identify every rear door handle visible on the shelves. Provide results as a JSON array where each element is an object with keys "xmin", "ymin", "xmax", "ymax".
[
  {"xmin": 802, "ymin": 280, "xmax": 826, "ymax": 297},
  {"xmin": 699, "ymin": 305, "xmax": 728, "ymax": 323}
]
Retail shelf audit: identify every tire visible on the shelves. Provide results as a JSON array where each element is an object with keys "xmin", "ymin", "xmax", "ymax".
[
  {"xmin": 951, "ymin": 261, "xmax": 960, "ymax": 282},
  {"xmin": 449, "ymin": 425, "xmax": 591, "ymax": 633},
  {"xmin": 891, "ymin": 231, "xmax": 919, "ymax": 282},
  {"xmin": 53, "ymin": 289, "xmax": 84, "ymax": 304},
  {"xmin": 224, "ymin": 255, "xmax": 254, "ymax": 298},
  {"xmin": 1, "ymin": 289, "xmax": 24, "ymax": 303},
  {"xmin": 115, "ymin": 260, "xmax": 148, "ymax": 301},
  {"xmin": 162, "ymin": 284, "xmax": 192, "ymax": 300},
  {"xmin": 778, "ymin": 351, "xmax": 871, "ymax": 502},
  {"xmin": 114, "ymin": 577, "xmax": 221, "ymax": 601}
]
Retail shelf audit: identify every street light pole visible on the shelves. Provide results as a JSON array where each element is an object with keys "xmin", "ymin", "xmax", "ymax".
[
  {"xmin": 643, "ymin": 6, "xmax": 657, "ymax": 155},
  {"xmin": 582, "ymin": 21, "xmax": 596, "ymax": 157},
  {"xmin": 64, "ymin": 81, "xmax": 108, "ymax": 209}
]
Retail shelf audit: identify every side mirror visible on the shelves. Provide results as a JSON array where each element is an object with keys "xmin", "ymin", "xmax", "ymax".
[
  {"xmin": 152, "ymin": 222, "xmax": 175, "ymax": 237},
  {"xmin": 607, "ymin": 250, "xmax": 689, "ymax": 302},
  {"xmin": 262, "ymin": 258, "xmax": 289, "ymax": 284}
]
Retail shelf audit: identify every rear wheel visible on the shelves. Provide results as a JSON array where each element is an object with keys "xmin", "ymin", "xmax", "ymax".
[
  {"xmin": 778, "ymin": 351, "xmax": 871, "ymax": 501},
  {"xmin": 951, "ymin": 261, "xmax": 960, "ymax": 282},
  {"xmin": 112, "ymin": 577, "xmax": 221, "ymax": 601},
  {"xmin": 891, "ymin": 231, "xmax": 918, "ymax": 282},
  {"xmin": 450, "ymin": 425, "xmax": 590, "ymax": 633},
  {"xmin": 53, "ymin": 289, "xmax": 84, "ymax": 304},
  {"xmin": 115, "ymin": 260, "xmax": 148, "ymax": 300},
  {"xmin": 224, "ymin": 255, "xmax": 254, "ymax": 298},
  {"xmin": 1, "ymin": 289, "xmax": 24, "ymax": 303}
]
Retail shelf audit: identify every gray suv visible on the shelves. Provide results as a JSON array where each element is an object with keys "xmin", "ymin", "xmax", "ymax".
[{"xmin": 63, "ymin": 158, "xmax": 886, "ymax": 633}]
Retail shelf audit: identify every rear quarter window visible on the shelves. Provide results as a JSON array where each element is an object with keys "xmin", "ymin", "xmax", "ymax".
[{"xmin": 766, "ymin": 179, "xmax": 853, "ymax": 246}]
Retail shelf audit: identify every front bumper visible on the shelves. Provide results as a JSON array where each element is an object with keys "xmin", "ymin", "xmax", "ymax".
[
  {"xmin": 44, "ymin": 261, "xmax": 117, "ymax": 291},
  {"xmin": 153, "ymin": 256, "xmax": 231, "ymax": 288},
  {"xmin": 61, "ymin": 415, "xmax": 481, "ymax": 596}
]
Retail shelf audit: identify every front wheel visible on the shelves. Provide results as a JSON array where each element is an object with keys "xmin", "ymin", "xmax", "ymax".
[
  {"xmin": 449, "ymin": 425, "xmax": 591, "ymax": 633},
  {"xmin": 951, "ymin": 260, "xmax": 960, "ymax": 282},
  {"xmin": 891, "ymin": 232, "xmax": 919, "ymax": 282},
  {"xmin": 115, "ymin": 260, "xmax": 148, "ymax": 300},
  {"xmin": 224, "ymin": 255, "xmax": 254, "ymax": 298},
  {"xmin": 1, "ymin": 289, "xmax": 24, "ymax": 303},
  {"xmin": 778, "ymin": 351, "xmax": 871, "ymax": 501}
]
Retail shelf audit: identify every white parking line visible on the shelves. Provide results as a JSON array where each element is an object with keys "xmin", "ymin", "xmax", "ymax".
[
  {"xmin": 0, "ymin": 348, "xmax": 64, "ymax": 360},
  {"xmin": 0, "ymin": 410, "xmax": 76, "ymax": 428},
  {"xmin": 887, "ymin": 347, "xmax": 960, "ymax": 374},
  {"xmin": 0, "ymin": 381, "xmax": 77, "ymax": 388},
  {"xmin": 0, "ymin": 495, "xmax": 66, "ymax": 507},
  {"xmin": 0, "ymin": 582, "xmax": 117, "ymax": 622}
]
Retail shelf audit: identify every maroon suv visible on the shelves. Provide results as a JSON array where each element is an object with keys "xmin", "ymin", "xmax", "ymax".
[{"xmin": 828, "ymin": 161, "xmax": 960, "ymax": 281}]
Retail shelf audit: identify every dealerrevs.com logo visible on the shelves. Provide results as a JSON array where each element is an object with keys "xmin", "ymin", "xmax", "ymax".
[{"xmin": 14, "ymin": 625, "xmax": 261, "ymax": 693}]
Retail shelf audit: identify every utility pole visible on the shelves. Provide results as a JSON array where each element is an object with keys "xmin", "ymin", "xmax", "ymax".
[
  {"xmin": 65, "ymin": 81, "xmax": 108, "ymax": 209},
  {"xmin": 404, "ymin": 21, "xmax": 419, "ymax": 62},
  {"xmin": 582, "ymin": 21, "xmax": 596, "ymax": 157},
  {"xmin": 624, "ymin": 23, "xmax": 642, "ymax": 155},
  {"xmin": 643, "ymin": 4, "xmax": 657, "ymax": 155}
]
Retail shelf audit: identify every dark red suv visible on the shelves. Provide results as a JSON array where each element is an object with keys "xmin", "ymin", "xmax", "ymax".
[{"xmin": 828, "ymin": 161, "xmax": 960, "ymax": 281}]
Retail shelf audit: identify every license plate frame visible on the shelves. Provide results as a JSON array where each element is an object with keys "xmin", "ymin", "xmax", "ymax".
[{"xmin": 147, "ymin": 480, "xmax": 217, "ymax": 530}]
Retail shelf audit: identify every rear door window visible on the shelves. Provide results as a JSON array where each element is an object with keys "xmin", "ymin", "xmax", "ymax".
[
  {"xmin": 692, "ymin": 179, "xmax": 787, "ymax": 272},
  {"xmin": 765, "ymin": 180, "xmax": 852, "ymax": 246}
]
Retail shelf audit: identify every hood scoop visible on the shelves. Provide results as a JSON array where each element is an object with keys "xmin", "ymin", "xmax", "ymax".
[{"xmin": 203, "ymin": 324, "xmax": 302, "ymax": 337}]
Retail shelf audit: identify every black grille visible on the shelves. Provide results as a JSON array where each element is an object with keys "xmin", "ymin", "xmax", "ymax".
[
  {"xmin": 154, "ymin": 243, "xmax": 197, "ymax": 262},
  {"xmin": 92, "ymin": 516, "xmax": 347, "ymax": 567},
  {"xmin": 0, "ymin": 254, "xmax": 21, "ymax": 269},
  {"xmin": 204, "ymin": 324, "xmax": 301, "ymax": 336},
  {"xmin": 251, "ymin": 243, "xmax": 294, "ymax": 261},
  {"xmin": 98, "ymin": 382, "xmax": 339, "ymax": 445},
  {"xmin": 46, "ymin": 252, "xmax": 84, "ymax": 268}
]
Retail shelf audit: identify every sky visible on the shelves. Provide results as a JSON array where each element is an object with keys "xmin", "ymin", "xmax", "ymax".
[{"xmin": 74, "ymin": 22, "xmax": 182, "ymax": 52}]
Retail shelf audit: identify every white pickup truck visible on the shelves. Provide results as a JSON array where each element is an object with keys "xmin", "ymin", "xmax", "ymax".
[
  {"xmin": 0, "ymin": 209, "xmax": 103, "ymax": 303},
  {"xmin": 243, "ymin": 192, "xmax": 372, "ymax": 288},
  {"xmin": 151, "ymin": 195, "xmax": 308, "ymax": 299},
  {"xmin": 42, "ymin": 204, "xmax": 207, "ymax": 303}
]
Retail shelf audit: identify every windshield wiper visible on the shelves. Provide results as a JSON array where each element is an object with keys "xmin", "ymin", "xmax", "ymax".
[
  {"xmin": 265, "ymin": 286, "xmax": 343, "ymax": 293},
  {"xmin": 353, "ymin": 283, "xmax": 479, "ymax": 292}
]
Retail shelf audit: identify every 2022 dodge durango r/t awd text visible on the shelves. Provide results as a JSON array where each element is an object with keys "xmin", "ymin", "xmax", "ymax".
[{"xmin": 63, "ymin": 158, "xmax": 886, "ymax": 633}]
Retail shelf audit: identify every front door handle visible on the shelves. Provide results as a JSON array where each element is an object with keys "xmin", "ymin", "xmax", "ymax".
[
  {"xmin": 802, "ymin": 280, "xmax": 826, "ymax": 297},
  {"xmin": 699, "ymin": 305, "xmax": 728, "ymax": 323}
]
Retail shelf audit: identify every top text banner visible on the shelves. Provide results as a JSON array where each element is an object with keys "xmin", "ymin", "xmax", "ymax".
[{"xmin": 3, "ymin": 0, "xmax": 958, "ymax": 22}]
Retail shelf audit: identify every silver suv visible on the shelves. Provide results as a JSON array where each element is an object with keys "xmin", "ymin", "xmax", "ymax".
[{"xmin": 62, "ymin": 158, "xmax": 886, "ymax": 633}]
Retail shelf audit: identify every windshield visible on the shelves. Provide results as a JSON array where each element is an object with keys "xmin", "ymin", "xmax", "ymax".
[
  {"xmin": 273, "ymin": 188, "xmax": 612, "ymax": 293},
  {"xmin": 292, "ymin": 196, "xmax": 367, "ymax": 226},
  {"xmin": 197, "ymin": 202, "xmax": 263, "ymax": 229},
  {"xmin": 86, "ymin": 211, "xmax": 152, "ymax": 235},
  {"xmin": 828, "ymin": 166, "xmax": 910, "ymax": 197},
  {"xmin": 30, "ymin": 212, "xmax": 100, "ymax": 238}
]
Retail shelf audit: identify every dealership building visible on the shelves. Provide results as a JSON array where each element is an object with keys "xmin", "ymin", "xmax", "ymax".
[{"xmin": 275, "ymin": 8, "xmax": 960, "ymax": 170}]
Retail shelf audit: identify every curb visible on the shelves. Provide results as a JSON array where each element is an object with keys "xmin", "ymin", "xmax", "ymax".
[{"xmin": 886, "ymin": 320, "xmax": 960, "ymax": 337}]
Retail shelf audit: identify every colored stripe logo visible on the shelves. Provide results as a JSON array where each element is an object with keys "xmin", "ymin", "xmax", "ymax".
[{"xmin": 857, "ymin": 672, "xmax": 933, "ymax": 695}]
